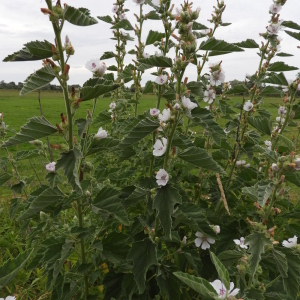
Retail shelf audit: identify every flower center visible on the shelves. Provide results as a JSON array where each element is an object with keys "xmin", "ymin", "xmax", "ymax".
[
  {"xmin": 92, "ymin": 63, "xmax": 96, "ymax": 68},
  {"xmin": 219, "ymin": 286, "xmax": 226, "ymax": 296}
]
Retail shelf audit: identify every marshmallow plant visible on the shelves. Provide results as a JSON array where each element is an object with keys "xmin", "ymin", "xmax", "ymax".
[{"xmin": 1, "ymin": 0, "xmax": 300, "ymax": 299}]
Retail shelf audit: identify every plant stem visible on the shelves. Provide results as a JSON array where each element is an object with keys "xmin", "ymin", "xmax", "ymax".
[{"xmin": 29, "ymin": 160, "xmax": 42, "ymax": 186}]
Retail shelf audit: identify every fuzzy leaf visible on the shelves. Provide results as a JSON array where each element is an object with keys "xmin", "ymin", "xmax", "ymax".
[
  {"xmin": 146, "ymin": 30, "xmax": 165, "ymax": 45},
  {"xmin": 210, "ymin": 252, "xmax": 230, "ymax": 290},
  {"xmin": 282, "ymin": 21, "xmax": 300, "ymax": 30},
  {"xmin": 25, "ymin": 40, "xmax": 53, "ymax": 58},
  {"xmin": 74, "ymin": 118, "xmax": 92, "ymax": 138},
  {"xmin": 225, "ymin": 84, "xmax": 249, "ymax": 94},
  {"xmin": 0, "ymin": 248, "xmax": 35, "ymax": 289},
  {"xmin": 1, "ymin": 116, "xmax": 57, "ymax": 148},
  {"xmin": 81, "ymin": 83, "xmax": 119, "ymax": 101},
  {"xmin": 93, "ymin": 111, "xmax": 112, "ymax": 127},
  {"xmin": 284, "ymin": 172, "xmax": 300, "ymax": 188},
  {"xmin": 87, "ymin": 137, "xmax": 119, "ymax": 156},
  {"xmin": 272, "ymin": 248, "xmax": 288, "ymax": 279},
  {"xmin": 18, "ymin": 187, "xmax": 64, "ymax": 220},
  {"xmin": 138, "ymin": 56, "xmax": 173, "ymax": 68},
  {"xmin": 0, "ymin": 173, "xmax": 12, "ymax": 187},
  {"xmin": 245, "ymin": 232, "xmax": 272, "ymax": 277},
  {"xmin": 100, "ymin": 51, "xmax": 115, "ymax": 60},
  {"xmin": 173, "ymin": 272, "xmax": 217, "ymax": 299},
  {"xmin": 93, "ymin": 187, "xmax": 129, "ymax": 225},
  {"xmin": 260, "ymin": 86, "xmax": 282, "ymax": 96},
  {"xmin": 143, "ymin": 80, "xmax": 154, "ymax": 94},
  {"xmin": 262, "ymin": 72, "xmax": 288, "ymax": 86},
  {"xmin": 64, "ymin": 5, "xmax": 98, "ymax": 26},
  {"xmin": 187, "ymin": 81, "xmax": 203, "ymax": 96},
  {"xmin": 284, "ymin": 30, "xmax": 300, "ymax": 42},
  {"xmin": 248, "ymin": 116, "xmax": 272, "ymax": 135},
  {"xmin": 20, "ymin": 64, "xmax": 56, "ymax": 95},
  {"xmin": 234, "ymin": 39, "xmax": 259, "ymax": 48},
  {"xmin": 153, "ymin": 184, "xmax": 182, "ymax": 239},
  {"xmin": 192, "ymin": 22, "xmax": 208, "ymax": 30},
  {"xmin": 111, "ymin": 19, "xmax": 134, "ymax": 31},
  {"xmin": 199, "ymin": 38, "xmax": 244, "ymax": 52},
  {"xmin": 127, "ymin": 238, "xmax": 158, "ymax": 294},
  {"xmin": 178, "ymin": 146, "xmax": 225, "ymax": 174},
  {"xmin": 268, "ymin": 61, "xmax": 298, "ymax": 72},
  {"xmin": 97, "ymin": 15, "xmax": 113, "ymax": 24},
  {"xmin": 276, "ymin": 52, "xmax": 294, "ymax": 57},
  {"xmin": 56, "ymin": 148, "xmax": 83, "ymax": 193},
  {"xmin": 119, "ymin": 117, "xmax": 159, "ymax": 148},
  {"xmin": 279, "ymin": 135, "xmax": 294, "ymax": 151},
  {"xmin": 218, "ymin": 250, "xmax": 243, "ymax": 267},
  {"xmin": 3, "ymin": 48, "xmax": 44, "ymax": 62},
  {"xmin": 146, "ymin": 10, "xmax": 160, "ymax": 20}
]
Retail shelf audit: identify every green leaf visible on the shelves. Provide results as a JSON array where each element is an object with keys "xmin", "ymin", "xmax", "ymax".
[
  {"xmin": 242, "ymin": 180, "xmax": 275, "ymax": 207},
  {"xmin": 210, "ymin": 252, "xmax": 230, "ymax": 290},
  {"xmin": 245, "ymin": 232, "xmax": 272, "ymax": 276},
  {"xmin": 281, "ymin": 248, "xmax": 300, "ymax": 300},
  {"xmin": 219, "ymin": 100, "xmax": 236, "ymax": 115},
  {"xmin": 16, "ymin": 150, "xmax": 39, "ymax": 161},
  {"xmin": 276, "ymin": 52, "xmax": 294, "ymax": 57},
  {"xmin": 284, "ymin": 30, "xmax": 300, "ymax": 42},
  {"xmin": 254, "ymin": 145, "xmax": 278, "ymax": 162},
  {"xmin": 20, "ymin": 64, "xmax": 56, "ymax": 95},
  {"xmin": 127, "ymin": 238, "xmax": 158, "ymax": 294},
  {"xmin": 173, "ymin": 272, "xmax": 217, "ymax": 299},
  {"xmin": 97, "ymin": 15, "xmax": 113, "ymax": 24},
  {"xmin": 93, "ymin": 187, "xmax": 129, "ymax": 225},
  {"xmin": 178, "ymin": 146, "xmax": 225, "ymax": 174},
  {"xmin": 153, "ymin": 184, "xmax": 182, "ymax": 239},
  {"xmin": 56, "ymin": 148, "xmax": 83, "ymax": 193},
  {"xmin": 284, "ymin": 172, "xmax": 300, "ymax": 188},
  {"xmin": 146, "ymin": 30, "xmax": 165, "ymax": 45},
  {"xmin": 225, "ymin": 84, "xmax": 249, "ymax": 94},
  {"xmin": 143, "ymin": 81, "xmax": 154, "ymax": 94},
  {"xmin": 18, "ymin": 187, "xmax": 64, "ymax": 220},
  {"xmin": 260, "ymin": 86, "xmax": 282, "ymax": 96},
  {"xmin": 248, "ymin": 116, "xmax": 272, "ymax": 135},
  {"xmin": 87, "ymin": 137, "xmax": 119, "ymax": 156},
  {"xmin": 279, "ymin": 135, "xmax": 294, "ymax": 151},
  {"xmin": 138, "ymin": 56, "xmax": 173, "ymax": 68},
  {"xmin": 282, "ymin": 21, "xmax": 300, "ymax": 30},
  {"xmin": 100, "ymin": 51, "xmax": 115, "ymax": 60},
  {"xmin": 3, "ymin": 47, "xmax": 45, "ymax": 62},
  {"xmin": 1, "ymin": 116, "xmax": 57, "ymax": 148},
  {"xmin": 75, "ymin": 118, "xmax": 92, "ymax": 138},
  {"xmin": 221, "ymin": 22, "xmax": 231, "ymax": 26},
  {"xmin": 272, "ymin": 248, "xmax": 288, "ymax": 279},
  {"xmin": 234, "ymin": 39, "xmax": 259, "ymax": 48},
  {"xmin": 81, "ymin": 82, "xmax": 119, "ymax": 101},
  {"xmin": 262, "ymin": 72, "xmax": 288, "ymax": 86},
  {"xmin": 218, "ymin": 250, "xmax": 243, "ymax": 267},
  {"xmin": 119, "ymin": 117, "xmax": 159, "ymax": 148},
  {"xmin": 199, "ymin": 38, "xmax": 244, "ymax": 52},
  {"xmin": 93, "ymin": 111, "xmax": 112, "ymax": 127},
  {"xmin": 64, "ymin": 5, "xmax": 98, "ymax": 26},
  {"xmin": 187, "ymin": 81, "xmax": 203, "ymax": 96},
  {"xmin": 268, "ymin": 61, "xmax": 298, "ymax": 72},
  {"xmin": 192, "ymin": 22, "xmax": 208, "ymax": 30},
  {"xmin": 146, "ymin": 10, "xmax": 160, "ymax": 20},
  {"xmin": 111, "ymin": 19, "xmax": 134, "ymax": 31},
  {"xmin": 107, "ymin": 65, "xmax": 118, "ymax": 71},
  {"xmin": 0, "ymin": 248, "xmax": 35, "ymax": 289},
  {"xmin": 25, "ymin": 40, "xmax": 53, "ymax": 58},
  {"xmin": 162, "ymin": 88, "xmax": 176, "ymax": 101},
  {"xmin": 118, "ymin": 64, "xmax": 134, "ymax": 81},
  {"xmin": 0, "ymin": 173, "xmax": 12, "ymax": 187}
]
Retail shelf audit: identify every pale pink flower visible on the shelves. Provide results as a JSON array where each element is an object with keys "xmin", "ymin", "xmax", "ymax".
[
  {"xmin": 272, "ymin": 163, "xmax": 279, "ymax": 172},
  {"xmin": 109, "ymin": 102, "xmax": 116, "ymax": 109},
  {"xmin": 265, "ymin": 140, "xmax": 272, "ymax": 150},
  {"xmin": 243, "ymin": 100, "xmax": 253, "ymax": 112},
  {"xmin": 112, "ymin": 5, "xmax": 118, "ymax": 13},
  {"xmin": 210, "ymin": 280, "xmax": 239, "ymax": 299},
  {"xmin": 158, "ymin": 108, "xmax": 171, "ymax": 122},
  {"xmin": 150, "ymin": 108, "xmax": 160, "ymax": 116},
  {"xmin": 173, "ymin": 103, "xmax": 181, "ymax": 110},
  {"xmin": 95, "ymin": 127, "xmax": 108, "ymax": 140},
  {"xmin": 45, "ymin": 162, "xmax": 56, "ymax": 173},
  {"xmin": 204, "ymin": 89, "xmax": 215, "ymax": 104},
  {"xmin": 282, "ymin": 236, "xmax": 298, "ymax": 248},
  {"xmin": 155, "ymin": 74, "xmax": 168, "ymax": 85},
  {"xmin": 153, "ymin": 138, "xmax": 167, "ymax": 156},
  {"xmin": 194, "ymin": 232, "xmax": 215, "ymax": 250},
  {"xmin": 210, "ymin": 70, "xmax": 225, "ymax": 86},
  {"xmin": 269, "ymin": 3, "xmax": 282, "ymax": 14},
  {"xmin": 233, "ymin": 237, "xmax": 249, "ymax": 249},
  {"xmin": 85, "ymin": 59, "xmax": 107, "ymax": 77},
  {"xmin": 119, "ymin": 13, "xmax": 126, "ymax": 20},
  {"xmin": 156, "ymin": 169, "xmax": 169, "ymax": 186},
  {"xmin": 182, "ymin": 96, "xmax": 197, "ymax": 110},
  {"xmin": 143, "ymin": 51, "xmax": 150, "ymax": 58},
  {"xmin": 278, "ymin": 106, "xmax": 287, "ymax": 115}
]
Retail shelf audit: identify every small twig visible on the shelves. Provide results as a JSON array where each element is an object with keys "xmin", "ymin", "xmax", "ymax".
[{"xmin": 216, "ymin": 173, "xmax": 230, "ymax": 215}]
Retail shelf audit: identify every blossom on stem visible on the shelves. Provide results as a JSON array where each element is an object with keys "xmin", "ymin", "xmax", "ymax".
[
  {"xmin": 45, "ymin": 162, "xmax": 56, "ymax": 173},
  {"xmin": 265, "ymin": 140, "xmax": 272, "ymax": 150},
  {"xmin": 133, "ymin": 0, "xmax": 145, "ymax": 4},
  {"xmin": 112, "ymin": 5, "xmax": 118, "ymax": 13},
  {"xmin": 194, "ymin": 232, "xmax": 215, "ymax": 250},
  {"xmin": 0, "ymin": 296, "xmax": 17, "ymax": 300},
  {"xmin": 204, "ymin": 89, "xmax": 216, "ymax": 104},
  {"xmin": 155, "ymin": 74, "xmax": 168, "ymax": 85},
  {"xmin": 278, "ymin": 106, "xmax": 287, "ymax": 115},
  {"xmin": 85, "ymin": 59, "xmax": 107, "ymax": 77},
  {"xmin": 153, "ymin": 138, "xmax": 167, "ymax": 156},
  {"xmin": 182, "ymin": 96, "xmax": 197, "ymax": 110},
  {"xmin": 156, "ymin": 169, "xmax": 169, "ymax": 186},
  {"xmin": 272, "ymin": 163, "xmax": 279, "ymax": 172},
  {"xmin": 109, "ymin": 102, "xmax": 116, "ymax": 110},
  {"xmin": 282, "ymin": 235, "xmax": 298, "ymax": 248},
  {"xmin": 269, "ymin": 3, "xmax": 282, "ymax": 14},
  {"xmin": 119, "ymin": 13, "xmax": 126, "ymax": 20},
  {"xmin": 210, "ymin": 70, "xmax": 225, "ymax": 86},
  {"xmin": 95, "ymin": 127, "xmax": 108, "ymax": 140},
  {"xmin": 233, "ymin": 237, "xmax": 249, "ymax": 249},
  {"xmin": 143, "ymin": 51, "xmax": 150, "ymax": 58},
  {"xmin": 150, "ymin": 108, "xmax": 160, "ymax": 116},
  {"xmin": 155, "ymin": 51, "xmax": 163, "ymax": 57},
  {"xmin": 158, "ymin": 108, "xmax": 171, "ymax": 122},
  {"xmin": 267, "ymin": 22, "xmax": 281, "ymax": 35},
  {"xmin": 210, "ymin": 280, "xmax": 239, "ymax": 300},
  {"xmin": 243, "ymin": 100, "xmax": 253, "ymax": 112}
]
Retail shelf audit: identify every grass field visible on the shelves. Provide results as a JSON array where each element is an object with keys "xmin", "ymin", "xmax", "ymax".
[{"xmin": 0, "ymin": 89, "xmax": 299, "ymax": 199}]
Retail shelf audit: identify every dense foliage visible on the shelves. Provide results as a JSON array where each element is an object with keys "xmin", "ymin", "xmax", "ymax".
[{"xmin": 1, "ymin": 0, "xmax": 300, "ymax": 299}]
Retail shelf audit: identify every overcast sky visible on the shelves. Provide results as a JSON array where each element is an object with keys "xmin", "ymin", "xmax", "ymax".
[{"xmin": 0, "ymin": 0, "xmax": 299, "ymax": 86}]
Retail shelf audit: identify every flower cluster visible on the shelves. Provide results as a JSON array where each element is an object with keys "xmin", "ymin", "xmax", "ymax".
[{"xmin": 272, "ymin": 105, "xmax": 287, "ymax": 135}]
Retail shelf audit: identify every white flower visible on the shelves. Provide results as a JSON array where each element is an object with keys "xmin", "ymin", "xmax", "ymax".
[
  {"xmin": 236, "ymin": 160, "xmax": 246, "ymax": 167},
  {"xmin": 153, "ymin": 138, "xmax": 167, "ymax": 156},
  {"xmin": 182, "ymin": 236, "xmax": 187, "ymax": 244},
  {"xmin": 156, "ymin": 169, "xmax": 169, "ymax": 186},
  {"xmin": 143, "ymin": 51, "xmax": 150, "ymax": 58},
  {"xmin": 267, "ymin": 23, "xmax": 281, "ymax": 35},
  {"xmin": 269, "ymin": 3, "xmax": 282, "ymax": 14},
  {"xmin": 45, "ymin": 162, "xmax": 56, "ymax": 173},
  {"xmin": 210, "ymin": 70, "xmax": 225, "ymax": 86},
  {"xmin": 173, "ymin": 103, "xmax": 181, "ymax": 110},
  {"xmin": 243, "ymin": 100, "xmax": 253, "ymax": 112},
  {"xmin": 200, "ymin": 29, "xmax": 211, "ymax": 35},
  {"xmin": 182, "ymin": 96, "xmax": 197, "ymax": 110},
  {"xmin": 112, "ymin": 5, "xmax": 118, "ymax": 13},
  {"xmin": 205, "ymin": 106, "xmax": 210, "ymax": 110},
  {"xmin": 158, "ymin": 108, "xmax": 171, "ymax": 122},
  {"xmin": 109, "ymin": 102, "xmax": 116, "ymax": 109},
  {"xmin": 204, "ymin": 74, "xmax": 210, "ymax": 80},
  {"xmin": 233, "ymin": 237, "xmax": 249, "ymax": 249},
  {"xmin": 64, "ymin": 35, "xmax": 71, "ymax": 47},
  {"xmin": 155, "ymin": 74, "xmax": 168, "ymax": 85},
  {"xmin": 295, "ymin": 158, "xmax": 300, "ymax": 171},
  {"xmin": 119, "ymin": 13, "xmax": 127, "ymax": 20},
  {"xmin": 133, "ymin": 0, "xmax": 145, "ymax": 4},
  {"xmin": 175, "ymin": 7, "xmax": 182, "ymax": 17},
  {"xmin": 265, "ymin": 140, "xmax": 272, "ymax": 150},
  {"xmin": 194, "ymin": 232, "xmax": 215, "ymax": 250},
  {"xmin": 0, "ymin": 297, "xmax": 16, "ymax": 300},
  {"xmin": 0, "ymin": 113, "xmax": 2, "ymax": 118},
  {"xmin": 210, "ymin": 279, "xmax": 240, "ymax": 300},
  {"xmin": 278, "ymin": 106, "xmax": 287, "ymax": 115},
  {"xmin": 210, "ymin": 225, "xmax": 220, "ymax": 234},
  {"xmin": 150, "ymin": 108, "xmax": 160, "ymax": 116},
  {"xmin": 95, "ymin": 127, "xmax": 108, "ymax": 140},
  {"xmin": 297, "ymin": 83, "xmax": 300, "ymax": 91},
  {"xmin": 187, "ymin": 22, "xmax": 194, "ymax": 34},
  {"xmin": 244, "ymin": 163, "xmax": 250, "ymax": 168},
  {"xmin": 282, "ymin": 235, "xmax": 298, "ymax": 248},
  {"xmin": 204, "ymin": 89, "xmax": 216, "ymax": 104},
  {"xmin": 152, "ymin": 0, "xmax": 160, "ymax": 6},
  {"xmin": 273, "ymin": 126, "xmax": 281, "ymax": 133},
  {"xmin": 155, "ymin": 51, "xmax": 163, "ymax": 57},
  {"xmin": 85, "ymin": 59, "xmax": 107, "ymax": 76},
  {"xmin": 86, "ymin": 190, "xmax": 91, "ymax": 197},
  {"xmin": 272, "ymin": 163, "xmax": 279, "ymax": 172}
]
